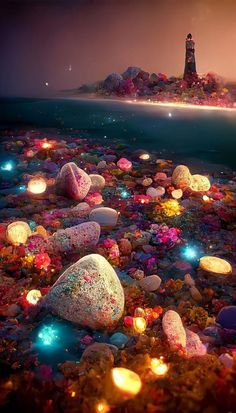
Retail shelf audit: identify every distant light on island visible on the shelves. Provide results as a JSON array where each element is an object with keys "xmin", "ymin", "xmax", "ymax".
[{"xmin": 125, "ymin": 100, "xmax": 236, "ymax": 112}]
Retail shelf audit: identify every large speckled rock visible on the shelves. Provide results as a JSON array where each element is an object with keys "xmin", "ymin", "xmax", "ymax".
[
  {"xmin": 45, "ymin": 254, "xmax": 124, "ymax": 330},
  {"xmin": 162, "ymin": 310, "xmax": 186, "ymax": 350},
  {"xmin": 190, "ymin": 174, "xmax": 211, "ymax": 192},
  {"xmin": 57, "ymin": 162, "xmax": 91, "ymax": 201},
  {"xmin": 199, "ymin": 256, "xmax": 232, "ymax": 275},
  {"xmin": 172, "ymin": 165, "xmax": 192, "ymax": 188},
  {"xmin": 216, "ymin": 306, "xmax": 236, "ymax": 330},
  {"xmin": 89, "ymin": 207, "xmax": 119, "ymax": 227},
  {"xmin": 185, "ymin": 329, "xmax": 206, "ymax": 357},
  {"xmin": 47, "ymin": 222, "xmax": 100, "ymax": 254},
  {"xmin": 89, "ymin": 174, "xmax": 106, "ymax": 192}
]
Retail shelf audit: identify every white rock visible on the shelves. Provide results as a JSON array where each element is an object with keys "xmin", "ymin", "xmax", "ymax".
[
  {"xmin": 89, "ymin": 174, "xmax": 106, "ymax": 191},
  {"xmin": 89, "ymin": 207, "xmax": 118, "ymax": 227}
]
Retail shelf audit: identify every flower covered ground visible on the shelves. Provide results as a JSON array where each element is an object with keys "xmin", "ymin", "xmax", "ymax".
[{"xmin": 0, "ymin": 128, "xmax": 236, "ymax": 413}]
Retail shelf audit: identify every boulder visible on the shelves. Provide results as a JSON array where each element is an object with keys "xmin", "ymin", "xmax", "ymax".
[
  {"xmin": 89, "ymin": 207, "xmax": 119, "ymax": 227},
  {"xmin": 190, "ymin": 174, "xmax": 211, "ymax": 192},
  {"xmin": 45, "ymin": 254, "xmax": 124, "ymax": 330},
  {"xmin": 47, "ymin": 221, "xmax": 100, "ymax": 254},
  {"xmin": 103, "ymin": 73, "xmax": 123, "ymax": 92},
  {"xmin": 57, "ymin": 162, "xmax": 91, "ymax": 201},
  {"xmin": 122, "ymin": 66, "xmax": 142, "ymax": 80},
  {"xmin": 172, "ymin": 165, "xmax": 192, "ymax": 188},
  {"xmin": 89, "ymin": 174, "xmax": 106, "ymax": 191}
]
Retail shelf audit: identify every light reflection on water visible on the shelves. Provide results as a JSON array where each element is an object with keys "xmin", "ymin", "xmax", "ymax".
[{"xmin": 0, "ymin": 97, "xmax": 235, "ymax": 170}]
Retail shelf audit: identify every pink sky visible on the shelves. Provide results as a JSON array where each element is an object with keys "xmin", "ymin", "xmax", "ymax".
[{"xmin": 1, "ymin": 0, "xmax": 236, "ymax": 96}]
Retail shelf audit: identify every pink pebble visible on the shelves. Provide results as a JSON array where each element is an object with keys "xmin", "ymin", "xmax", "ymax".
[{"xmin": 117, "ymin": 157, "xmax": 132, "ymax": 172}]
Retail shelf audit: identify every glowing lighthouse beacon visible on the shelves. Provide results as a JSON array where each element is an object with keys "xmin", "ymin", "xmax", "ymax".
[{"xmin": 184, "ymin": 33, "xmax": 198, "ymax": 86}]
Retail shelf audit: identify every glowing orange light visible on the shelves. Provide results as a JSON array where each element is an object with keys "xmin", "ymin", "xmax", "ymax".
[
  {"xmin": 150, "ymin": 358, "xmax": 168, "ymax": 376},
  {"xmin": 125, "ymin": 100, "xmax": 236, "ymax": 112},
  {"xmin": 41, "ymin": 142, "xmax": 52, "ymax": 149},
  {"xmin": 111, "ymin": 367, "xmax": 142, "ymax": 397},
  {"xmin": 96, "ymin": 400, "xmax": 110, "ymax": 413},
  {"xmin": 202, "ymin": 195, "xmax": 210, "ymax": 202},
  {"xmin": 133, "ymin": 317, "xmax": 147, "ymax": 333}
]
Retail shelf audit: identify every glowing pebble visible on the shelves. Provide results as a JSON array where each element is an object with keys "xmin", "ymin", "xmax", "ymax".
[
  {"xmin": 199, "ymin": 256, "xmax": 232, "ymax": 275},
  {"xmin": 162, "ymin": 310, "xmax": 186, "ymax": 350},
  {"xmin": 172, "ymin": 165, "xmax": 192, "ymax": 188},
  {"xmin": 111, "ymin": 367, "xmax": 142, "ymax": 397},
  {"xmin": 171, "ymin": 189, "xmax": 183, "ymax": 199},
  {"xmin": 26, "ymin": 289, "xmax": 42, "ymax": 305},
  {"xmin": 190, "ymin": 174, "xmax": 211, "ymax": 192},
  {"xmin": 6, "ymin": 221, "xmax": 31, "ymax": 245},
  {"xmin": 89, "ymin": 207, "xmax": 118, "ymax": 227},
  {"xmin": 45, "ymin": 254, "xmax": 124, "ymax": 330},
  {"xmin": 27, "ymin": 177, "xmax": 47, "ymax": 194},
  {"xmin": 133, "ymin": 317, "xmax": 147, "ymax": 333},
  {"xmin": 150, "ymin": 358, "xmax": 168, "ymax": 376}
]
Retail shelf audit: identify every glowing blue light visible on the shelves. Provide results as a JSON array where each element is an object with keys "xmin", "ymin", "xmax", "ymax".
[
  {"xmin": 38, "ymin": 325, "xmax": 59, "ymax": 346},
  {"xmin": 19, "ymin": 185, "xmax": 26, "ymax": 192},
  {"xmin": 1, "ymin": 161, "xmax": 14, "ymax": 172},
  {"xmin": 120, "ymin": 190, "xmax": 130, "ymax": 199},
  {"xmin": 182, "ymin": 246, "xmax": 198, "ymax": 261}
]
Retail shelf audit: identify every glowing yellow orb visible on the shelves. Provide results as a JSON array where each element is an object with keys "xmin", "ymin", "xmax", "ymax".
[
  {"xmin": 41, "ymin": 142, "xmax": 52, "ymax": 149},
  {"xmin": 202, "ymin": 195, "xmax": 210, "ymax": 202},
  {"xmin": 111, "ymin": 367, "xmax": 142, "ymax": 397},
  {"xmin": 26, "ymin": 289, "xmax": 42, "ymax": 305},
  {"xmin": 27, "ymin": 177, "xmax": 47, "ymax": 194},
  {"xmin": 199, "ymin": 256, "xmax": 232, "ymax": 275},
  {"xmin": 133, "ymin": 317, "xmax": 147, "ymax": 333},
  {"xmin": 171, "ymin": 189, "xmax": 183, "ymax": 199},
  {"xmin": 150, "ymin": 358, "xmax": 168, "ymax": 376},
  {"xmin": 139, "ymin": 153, "xmax": 150, "ymax": 160},
  {"xmin": 6, "ymin": 221, "xmax": 32, "ymax": 245}
]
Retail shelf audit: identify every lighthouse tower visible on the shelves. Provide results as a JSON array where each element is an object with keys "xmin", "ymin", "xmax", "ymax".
[{"xmin": 184, "ymin": 33, "xmax": 198, "ymax": 86}]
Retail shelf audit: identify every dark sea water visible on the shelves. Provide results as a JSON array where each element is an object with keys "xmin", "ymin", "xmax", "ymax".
[{"xmin": 0, "ymin": 97, "xmax": 236, "ymax": 171}]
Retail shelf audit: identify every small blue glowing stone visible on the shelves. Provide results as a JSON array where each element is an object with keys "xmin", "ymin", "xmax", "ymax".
[
  {"xmin": 19, "ymin": 185, "xmax": 26, "ymax": 192},
  {"xmin": 38, "ymin": 325, "xmax": 58, "ymax": 346},
  {"xmin": 182, "ymin": 246, "xmax": 198, "ymax": 260},
  {"xmin": 1, "ymin": 161, "xmax": 14, "ymax": 172},
  {"xmin": 121, "ymin": 190, "xmax": 130, "ymax": 199}
]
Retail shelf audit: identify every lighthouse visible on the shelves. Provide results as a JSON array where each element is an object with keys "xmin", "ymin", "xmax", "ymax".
[{"xmin": 184, "ymin": 33, "xmax": 198, "ymax": 86}]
